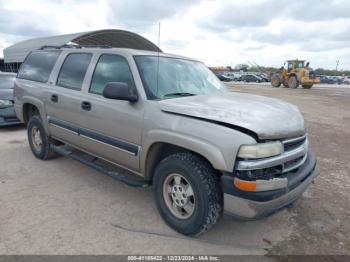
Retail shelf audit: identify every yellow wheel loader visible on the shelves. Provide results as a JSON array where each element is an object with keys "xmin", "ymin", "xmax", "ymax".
[{"xmin": 271, "ymin": 60, "xmax": 320, "ymax": 89}]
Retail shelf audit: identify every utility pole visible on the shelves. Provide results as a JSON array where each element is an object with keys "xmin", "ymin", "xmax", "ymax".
[{"xmin": 336, "ymin": 60, "xmax": 340, "ymax": 71}]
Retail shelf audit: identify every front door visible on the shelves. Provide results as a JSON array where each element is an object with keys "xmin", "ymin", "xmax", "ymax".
[{"xmin": 71, "ymin": 54, "xmax": 144, "ymax": 171}]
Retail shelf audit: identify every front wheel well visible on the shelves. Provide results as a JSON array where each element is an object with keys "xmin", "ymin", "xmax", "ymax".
[{"xmin": 145, "ymin": 143, "xmax": 218, "ymax": 181}]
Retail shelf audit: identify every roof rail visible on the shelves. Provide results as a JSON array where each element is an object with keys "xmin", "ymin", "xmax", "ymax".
[
  {"xmin": 80, "ymin": 44, "xmax": 112, "ymax": 49},
  {"xmin": 38, "ymin": 43, "xmax": 112, "ymax": 50},
  {"xmin": 38, "ymin": 44, "xmax": 81, "ymax": 50}
]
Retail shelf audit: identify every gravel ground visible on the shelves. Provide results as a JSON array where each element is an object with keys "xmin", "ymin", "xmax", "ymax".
[
  {"xmin": 227, "ymin": 83, "xmax": 350, "ymax": 255},
  {"xmin": 0, "ymin": 83, "xmax": 349, "ymax": 256}
]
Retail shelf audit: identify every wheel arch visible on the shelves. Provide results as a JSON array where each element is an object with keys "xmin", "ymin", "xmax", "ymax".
[
  {"xmin": 20, "ymin": 97, "xmax": 46, "ymax": 124},
  {"xmin": 142, "ymin": 134, "xmax": 229, "ymax": 180}
]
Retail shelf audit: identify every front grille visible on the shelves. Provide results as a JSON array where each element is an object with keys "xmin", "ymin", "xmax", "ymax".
[
  {"xmin": 283, "ymin": 136, "xmax": 306, "ymax": 152},
  {"xmin": 235, "ymin": 165, "xmax": 283, "ymax": 181},
  {"xmin": 284, "ymin": 155, "xmax": 305, "ymax": 173},
  {"xmin": 235, "ymin": 135, "xmax": 309, "ymax": 180}
]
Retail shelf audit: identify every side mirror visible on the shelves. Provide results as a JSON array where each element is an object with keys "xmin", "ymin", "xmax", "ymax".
[{"xmin": 103, "ymin": 82, "xmax": 138, "ymax": 102}]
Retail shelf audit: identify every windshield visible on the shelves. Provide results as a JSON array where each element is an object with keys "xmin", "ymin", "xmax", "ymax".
[
  {"xmin": 0, "ymin": 76, "xmax": 15, "ymax": 89},
  {"xmin": 134, "ymin": 56, "xmax": 227, "ymax": 99}
]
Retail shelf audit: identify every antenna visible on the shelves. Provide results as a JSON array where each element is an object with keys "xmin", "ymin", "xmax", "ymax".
[{"xmin": 156, "ymin": 22, "xmax": 161, "ymax": 98}]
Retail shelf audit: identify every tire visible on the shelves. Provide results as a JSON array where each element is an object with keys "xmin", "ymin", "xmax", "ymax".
[
  {"xmin": 271, "ymin": 74, "xmax": 281, "ymax": 87},
  {"xmin": 153, "ymin": 153, "xmax": 223, "ymax": 236},
  {"xmin": 27, "ymin": 115, "xmax": 57, "ymax": 160},
  {"xmin": 288, "ymin": 76, "xmax": 299, "ymax": 89},
  {"xmin": 302, "ymin": 85, "xmax": 313, "ymax": 89}
]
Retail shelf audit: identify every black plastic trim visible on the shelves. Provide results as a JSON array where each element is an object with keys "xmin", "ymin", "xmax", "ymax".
[
  {"xmin": 48, "ymin": 116, "xmax": 139, "ymax": 156},
  {"xmin": 48, "ymin": 117, "xmax": 78, "ymax": 134},
  {"xmin": 79, "ymin": 128, "xmax": 139, "ymax": 156},
  {"xmin": 52, "ymin": 145, "xmax": 149, "ymax": 187}
]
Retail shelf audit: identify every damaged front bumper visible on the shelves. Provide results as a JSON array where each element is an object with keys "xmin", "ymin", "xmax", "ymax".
[{"xmin": 222, "ymin": 152, "xmax": 319, "ymax": 219}]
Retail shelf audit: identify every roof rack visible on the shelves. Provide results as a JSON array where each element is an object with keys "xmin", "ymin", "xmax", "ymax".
[
  {"xmin": 81, "ymin": 44, "xmax": 112, "ymax": 49},
  {"xmin": 39, "ymin": 44, "xmax": 81, "ymax": 50},
  {"xmin": 38, "ymin": 43, "xmax": 112, "ymax": 50}
]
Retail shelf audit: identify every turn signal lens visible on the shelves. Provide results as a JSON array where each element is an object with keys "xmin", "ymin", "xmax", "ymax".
[
  {"xmin": 234, "ymin": 177, "xmax": 288, "ymax": 192},
  {"xmin": 234, "ymin": 178, "xmax": 257, "ymax": 192}
]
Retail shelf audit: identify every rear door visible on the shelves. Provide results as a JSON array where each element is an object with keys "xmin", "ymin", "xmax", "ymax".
[{"xmin": 46, "ymin": 52, "xmax": 93, "ymax": 146}]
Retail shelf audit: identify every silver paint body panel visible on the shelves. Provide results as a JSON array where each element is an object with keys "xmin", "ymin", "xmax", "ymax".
[{"xmin": 14, "ymin": 47, "xmax": 306, "ymax": 178}]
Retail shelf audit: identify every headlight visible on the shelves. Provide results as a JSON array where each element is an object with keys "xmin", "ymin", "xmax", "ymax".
[
  {"xmin": 0, "ymin": 100, "xmax": 13, "ymax": 109},
  {"xmin": 238, "ymin": 141, "xmax": 283, "ymax": 159}
]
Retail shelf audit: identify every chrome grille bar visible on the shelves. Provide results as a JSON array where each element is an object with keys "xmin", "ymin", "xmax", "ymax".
[{"xmin": 236, "ymin": 137, "xmax": 308, "ymax": 173}]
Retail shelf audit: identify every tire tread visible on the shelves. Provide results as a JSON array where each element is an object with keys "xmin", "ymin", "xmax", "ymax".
[{"xmin": 156, "ymin": 153, "xmax": 223, "ymax": 236}]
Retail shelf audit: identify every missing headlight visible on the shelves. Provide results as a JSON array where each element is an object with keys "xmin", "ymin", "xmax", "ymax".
[{"xmin": 235, "ymin": 165, "xmax": 283, "ymax": 181}]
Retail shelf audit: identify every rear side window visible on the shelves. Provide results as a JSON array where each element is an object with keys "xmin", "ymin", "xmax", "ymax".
[
  {"xmin": 57, "ymin": 53, "xmax": 92, "ymax": 90},
  {"xmin": 90, "ymin": 54, "xmax": 135, "ymax": 95},
  {"xmin": 18, "ymin": 51, "xmax": 61, "ymax": 83}
]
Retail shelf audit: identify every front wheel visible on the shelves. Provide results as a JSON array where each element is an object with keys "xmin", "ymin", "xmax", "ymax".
[
  {"xmin": 288, "ymin": 76, "xmax": 299, "ymax": 88},
  {"xmin": 153, "ymin": 153, "xmax": 223, "ymax": 236},
  {"xmin": 27, "ymin": 116, "xmax": 57, "ymax": 160}
]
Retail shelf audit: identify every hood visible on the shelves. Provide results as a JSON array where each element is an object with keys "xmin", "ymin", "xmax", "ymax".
[
  {"xmin": 159, "ymin": 92, "xmax": 305, "ymax": 140},
  {"xmin": 0, "ymin": 89, "xmax": 14, "ymax": 101}
]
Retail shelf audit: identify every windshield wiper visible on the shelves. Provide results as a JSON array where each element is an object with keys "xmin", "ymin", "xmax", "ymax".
[{"xmin": 163, "ymin": 92, "xmax": 196, "ymax": 98}]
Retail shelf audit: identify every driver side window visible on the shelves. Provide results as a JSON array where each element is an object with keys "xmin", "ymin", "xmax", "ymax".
[{"xmin": 90, "ymin": 54, "xmax": 135, "ymax": 95}]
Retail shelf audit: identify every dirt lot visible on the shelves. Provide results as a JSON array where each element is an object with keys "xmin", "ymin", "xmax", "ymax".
[{"xmin": 0, "ymin": 84, "xmax": 349, "ymax": 256}]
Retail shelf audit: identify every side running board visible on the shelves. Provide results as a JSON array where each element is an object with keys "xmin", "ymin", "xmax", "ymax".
[{"xmin": 52, "ymin": 145, "xmax": 151, "ymax": 188}]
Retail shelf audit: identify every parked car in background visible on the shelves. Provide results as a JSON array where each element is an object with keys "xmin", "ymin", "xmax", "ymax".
[
  {"xmin": 241, "ymin": 74, "xmax": 263, "ymax": 83},
  {"xmin": 257, "ymin": 74, "xmax": 269, "ymax": 82},
  {"xmin": 215, "ymin": 74, "xmax": 232, "ymax": 82},
  {"xmin": 341, "ymin": 76, "xmax": 350, "ymax": 85},
  {"xmin": 320, "ymin": 75, "xmax": 336, "ymax": 84},
  {"xmin": 233, "ymin": 75, "xmax": 242, "ymax": 81},
  {"xmin": 225, "ymin": 72, "xmax": 242, "ymax": 81},
  {"xmin": 329, "ymin": 76, "xmax": 342, "ymax": 85},
  {"xmin": 0, "ymin": 72, "xmax": 21, "ymax": 126}
]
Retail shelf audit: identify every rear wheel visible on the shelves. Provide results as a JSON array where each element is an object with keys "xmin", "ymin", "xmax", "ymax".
[
  {"xmin": 288, "ymin": 76, "xmax": 299, "ymax": 89},
  {"xmin": 153, "ymin": 153, "xmax": 223, "ymax": 236},
  {"xmin": 302, "ymin": 85, "xmax": 313, "ymax": 89},
  {"xmin": 27, "ymin": 116, "xmax": 57, "ymax": 160}
]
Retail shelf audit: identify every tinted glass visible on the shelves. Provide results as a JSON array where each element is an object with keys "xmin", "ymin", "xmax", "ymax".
[
  {"xmin": 90, "ymin": 55, "xmax": 134, "ymax": 95},
  {"xmin": 297, "ymin": 62, "xmax": 304, "ymax": 68},
  {"xmin": 0, "ymin": 75, "xmax": 15, "ymax": 89},
  {"xmin": 18, "ymin": 51, "xmax": 61, "ymax": 82},
  {"xmin": 57, "ymin": 53, "xmax": 92, "ymax": 90}
]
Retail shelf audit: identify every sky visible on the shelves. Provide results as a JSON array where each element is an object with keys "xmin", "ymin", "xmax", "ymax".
[{"xmin": 0, "ymin": 0, "xmax": 349, "ymax": 70}]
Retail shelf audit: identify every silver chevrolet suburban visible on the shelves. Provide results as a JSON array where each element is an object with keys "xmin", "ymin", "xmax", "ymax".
[{"xmin": 14, "ymin": 46, "xmax": 319, "ymax": 236}]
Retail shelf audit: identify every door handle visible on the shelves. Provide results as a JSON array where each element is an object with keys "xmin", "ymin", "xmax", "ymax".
[
  {"xmin": 81, "ymin": 101, "xmax": 91, "ymax": 111},
  {"xmin": 51, "ymin": 94, "xmax": 58, "ymax": 103}
]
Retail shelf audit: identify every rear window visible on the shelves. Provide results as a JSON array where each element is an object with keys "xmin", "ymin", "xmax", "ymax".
[
  {"xmin": 0, "ymin": 75, "xmax": 15, "ymax": 89},
  {"xmin": 57, "ymin": 53, "xmax": 92, "ymax": 90},
  {"xmin": 17, "ymin": 51, "xmax": 61, "ymax": 83}
]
